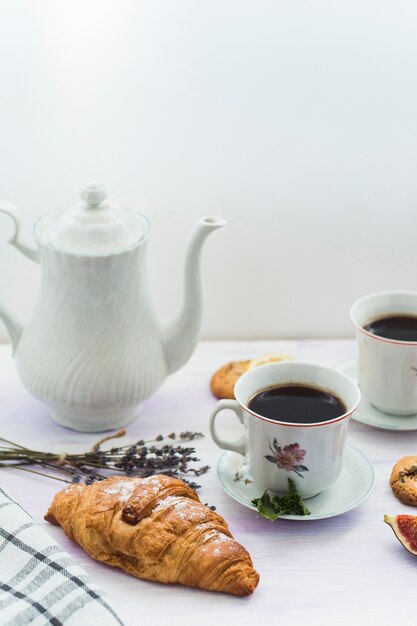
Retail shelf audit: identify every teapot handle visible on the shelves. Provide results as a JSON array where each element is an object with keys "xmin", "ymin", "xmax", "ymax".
[{"xmin": 0, "ymin": 202, "xmax": 39, "ymax": 262}]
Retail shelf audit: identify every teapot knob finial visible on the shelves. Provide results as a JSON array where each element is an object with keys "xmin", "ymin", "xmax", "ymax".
[{"xmin": 80, "ymin": 181, "xmax": 107, "ymax": 207}]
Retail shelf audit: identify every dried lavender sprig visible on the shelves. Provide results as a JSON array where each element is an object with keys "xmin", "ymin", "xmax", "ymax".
[
  {"xmin": 0, "ymin": 431, "xmax": 209, "ymax": 488},
  {"xmin": 1, "ymin": 464, "xmax": 71, "ymax": 483}
]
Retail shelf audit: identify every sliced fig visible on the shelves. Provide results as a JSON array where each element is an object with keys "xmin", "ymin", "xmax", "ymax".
[{"xmin": 384, "ymin": 514, "xmax": 417, "ymax": 555}]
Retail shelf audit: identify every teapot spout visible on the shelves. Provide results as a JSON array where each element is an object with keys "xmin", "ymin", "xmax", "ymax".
[{"xmin": 161, "ymin": 216, "xmax": 225, "ymax": 375}]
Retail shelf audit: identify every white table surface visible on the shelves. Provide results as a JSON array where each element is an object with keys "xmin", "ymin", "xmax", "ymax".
[{"xmin": 0, "ymin": 339, "xmax": 416, "ymax": 626}]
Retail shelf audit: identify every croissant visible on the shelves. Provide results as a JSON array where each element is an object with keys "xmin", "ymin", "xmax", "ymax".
[{"xmin": 45, "ymin": 475, "xmax": 259, "ymax": 596}]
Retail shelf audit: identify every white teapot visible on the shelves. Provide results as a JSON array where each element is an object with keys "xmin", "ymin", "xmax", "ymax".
[{"xmin": 0, "ymin": 182, "xmax": 225, "ymax": 431}]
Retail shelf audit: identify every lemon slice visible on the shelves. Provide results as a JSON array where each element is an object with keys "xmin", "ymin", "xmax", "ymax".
[{"xmin": 248, "ymin": 352, "xmax": 294, "ymax": 370}]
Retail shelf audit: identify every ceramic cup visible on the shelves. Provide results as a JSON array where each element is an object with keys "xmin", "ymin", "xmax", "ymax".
[
  {"xmin": 350, "ymin": 291, "xmax": 417, "ymax": 415},
  {"xmin": 209, "ymin": 362, "xmax": 360, "ymax": 499}
]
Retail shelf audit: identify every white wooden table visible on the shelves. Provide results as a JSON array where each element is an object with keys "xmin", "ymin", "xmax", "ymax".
[{"xmin": 0, "ymin": 340, "xmax": 415, "ymax": 626}]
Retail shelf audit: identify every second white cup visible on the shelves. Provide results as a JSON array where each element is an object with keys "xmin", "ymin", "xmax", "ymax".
[{"xmin": 350, "ymin": 291, "xmax": 417, "ymax": 415}]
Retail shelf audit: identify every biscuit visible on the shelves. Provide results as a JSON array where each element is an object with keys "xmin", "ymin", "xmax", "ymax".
[
  {"xmin": 210, "ymin": 360, "xmax": 251, "ymax": 399},
  {"xmin": 390, "ymin": 456, "xmax": 417, "ymax": 506}
]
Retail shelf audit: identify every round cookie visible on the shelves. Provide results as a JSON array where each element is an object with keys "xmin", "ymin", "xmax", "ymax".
[
  {"xmin": 390, "ymin": 455, "xmax": 417, "ymax": 506},
  {"xmin": 210, "ymin": 360, "xmax": 251, "ymax": 400}
]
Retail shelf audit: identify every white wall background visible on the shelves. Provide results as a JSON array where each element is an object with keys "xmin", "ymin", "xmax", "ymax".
[{"xmin": 1, "ymin": 0, "xmax": 417, "ymax": 340}]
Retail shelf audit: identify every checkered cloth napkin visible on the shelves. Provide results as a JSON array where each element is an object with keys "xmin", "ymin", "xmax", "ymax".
[{"xmin": 0, "ymin": 486, "xmax": 124, "ymax": 626}]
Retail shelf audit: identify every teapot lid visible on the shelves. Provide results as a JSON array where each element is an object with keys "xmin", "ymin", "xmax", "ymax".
[{"xmin": 36, "ymin": 181, "xmax": 147, "ymax": 255}]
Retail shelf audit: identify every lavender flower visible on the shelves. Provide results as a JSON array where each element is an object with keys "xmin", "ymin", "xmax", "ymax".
[{"xmin": 0, "ymin": 430, "xmax": 209, "ymax": 488}]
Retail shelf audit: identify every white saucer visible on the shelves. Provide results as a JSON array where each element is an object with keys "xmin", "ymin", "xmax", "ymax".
[
  {"xmin": 217, "ymin": 445, "xmax": 374, "ymax": 521},
  {"xmin": 337, "ymin": 360, "xmax": 417, "ymax": 431}
]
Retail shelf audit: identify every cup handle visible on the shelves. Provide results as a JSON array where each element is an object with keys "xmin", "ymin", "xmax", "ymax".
[{"xmin": 209, "ymin": 399, "xmax": 246, "ymax": 456}]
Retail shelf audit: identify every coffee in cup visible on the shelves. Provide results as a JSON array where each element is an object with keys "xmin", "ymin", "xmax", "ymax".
[{"xmin": 248, "ymin": 383, "xmax": 347, "ymax": 424}]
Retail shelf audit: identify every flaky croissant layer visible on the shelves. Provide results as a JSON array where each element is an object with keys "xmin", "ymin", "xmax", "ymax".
[{"xmin": 45, "ymin": 475, "xmax": 259, "ymax": 596}]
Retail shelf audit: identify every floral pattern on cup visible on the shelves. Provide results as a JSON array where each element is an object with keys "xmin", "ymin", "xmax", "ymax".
[{"xmin": 265, "ymin": 439, "xmax": 309, "ymax": 478}]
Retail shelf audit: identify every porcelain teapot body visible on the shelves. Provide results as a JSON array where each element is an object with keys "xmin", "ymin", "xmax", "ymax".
[{"xmin": 0, "ymin": 183, "xmax": 225, "ymax": 431}]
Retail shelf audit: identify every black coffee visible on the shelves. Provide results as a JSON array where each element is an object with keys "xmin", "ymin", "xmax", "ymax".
[
  {"xmin": 363, "ymin": 314, "xmax": 417, "ymax": 341},
  {"xmin": 248, "ymin": 384, "xmax": 347, "ymax": 424}
]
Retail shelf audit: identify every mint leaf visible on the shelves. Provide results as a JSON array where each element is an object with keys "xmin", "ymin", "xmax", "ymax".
[
  {"xmin": 251, "ymin": 478, "xmax": 311, "ymax": 519},
  {"xmin": 251, "ymin": 490, "xmax": 281, "ymax": 521},
  {"xmin": 283, "ymin": 478, "xmax": 311, "ymax": 515}
]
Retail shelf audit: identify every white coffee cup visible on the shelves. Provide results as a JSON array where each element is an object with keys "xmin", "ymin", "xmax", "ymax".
[
  {"xmin": 209, "ymin": 362, "xmax": 360, "ymax": 499},
  {"xmin": 350, "ymin": 290, "xmax": 417, "ymax": 415}
]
